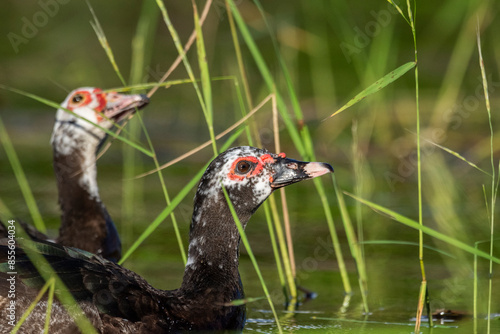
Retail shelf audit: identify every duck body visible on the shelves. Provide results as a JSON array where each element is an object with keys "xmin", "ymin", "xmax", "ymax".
[
  {"xmin": 1, "ymin": 243, "xmax": 243, "ymax": 333},
  {"xmin": 0, "ymin": 146, "xmax": 333, "ymax": 333},
  {"xmin": 1, "ymin": 88, "xmax": 149, "ymax": 262}
]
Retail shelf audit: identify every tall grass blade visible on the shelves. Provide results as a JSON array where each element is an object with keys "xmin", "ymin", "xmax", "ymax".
[
  {"xmin": 222, "ymin": 186, "xmax": 283, "ymax": 333},
  {"xmin": 327, "ymin": 61, "xmax": 416, "ymax": 118},
  {"xmin": 119, "ymin": 1, "xmax": 160, "ymax": 256},
  {"xmin": 0, "ymin": 117, "xmax": 45, "ymax": 233},
  {"xmin": 44, "ymin": 277, "xmax": 56, "ymax": 334},
  {"xmin": 251, "ymin": 0, "xmax": 311, "ymax": 139},
  {"xmin": 193, "ymin": 1, "xmax": 217, "ymax": 155},
  {"xmin": 430, "ymin": 2, "xmax": 488, "ymax": 128},
  {"xmin": 225, "ymin": 1, "xmax": 254, "ymax": 110},
  {"xmin": 227, "ymin": 296, "xmax": 266, "ymax": 306},
  {"xmin": 268, "ymin": 194, "xmax": 297, "ymax": 304},
  {"xmin": 122, "ymin": 0, "xmax": 162, "ymax": 259},
  {"xmin": 401, "ymin": 1, "xmax": 429, "ymax": 330},
  {"xmin": 345, "ymin": 193, "xmax": 500, "ymax": 264},
  {"xmin": 361, "ymin": 240, "xmax": 456, "ymax": 258},
  {"xmin": 0, "ymin": 198, "xmax": 14, "ymax": 220},
  {"xmin": 477, "ymin": 23, "xmax": 495, "ymax": 334},
  {"xmin": 420, "ymin": 136, "xmax": 490, "ymax": 175},
  {"xmin": 111, "ymin": 79, "xmax": 197, "ymax": 93},
  {"xmin": 272, "ymin": 95, "xmax": 298, "ymax": 298},
  {"xmin": 317, "ymin": 177, "xmax": 352, "ymax": 295},
  {"xmin": 129, "ymin": 2, "xmax": 159, "ymax": 87},
  {"xmin": 147, "ymin": 0, "xmax": 213, "ymax": 98},
  {"xmin": 226, "ymin": 0, "xmax": 306, "ymax": 157},
  {"xmin": 263, "ymin": 202, "xmax": 287, "ymax": 296},
  {"xmin": 386, "ymin": 0, "xmax": 410, "ymax": 25},
  {"xmin": 414, "ymin": 280, "xmax": 427, "ymax": 331},
  {"xmin": 474, "ymin": 240, "xmax": 480, "ymax": 332},
  {"xmin": 87, "ymin": 1, "xmax": 126, "ymax": 85},
  {"xmin": 351, "ymin": 121, "xmax": 369, "ymax": 312},
  {"xmin": 154, "ymin": 0, "xmax": 208, "ymax": 125},
  {"xmin": 332, "ymin": 176, "xmax": 368, "ymax": 313},
  {"xmin": 11, "ymin": 277, "xmax": 53, "ymax": 334}
]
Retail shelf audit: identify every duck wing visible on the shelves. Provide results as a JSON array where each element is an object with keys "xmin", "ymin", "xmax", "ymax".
[{"xmin": 0, "ymin": 239, "xmax": 173, "ymax": 326}]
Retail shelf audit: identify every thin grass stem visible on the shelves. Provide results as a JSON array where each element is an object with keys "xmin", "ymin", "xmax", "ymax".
[
  {"xmin": 332, "ymin": 176, "xmax": 367, "ymax": 312},
  {"xmin": 44, "ymin": 277, "xmax": 55, "ymax": 334},
  {"xmin": 222, "ymin": 186, "xmax": 283, "ymax": 333},
  {"xmin": 263, "ymin": 202, "xmax": 287, "ymax": 295},
  {"xmin": 226, "ymin": 0, "xmax": 306, "ymax": 156},
  {"xmin": 87, "ymin": 1, "xmax": 126, "ymax": 86},
  {"xmin": 272, "ymin": 94, "xmax": 297, "ymax": 281},
  {"xmin": 474, "ymin": 240, "xmax": 480, "ymax": 333},
  {"xmin": 122, "ymin": 0, "xmax": 160, "ymax": 259},
  {"xmin": 135, "ymin": 94, "xmax": 272, "ymax": 178},
  {"xmin": 477, "ymin": 24, "xmax": 495, "ymax": 334},
  {"xmin": 346, "ymin": 192, "xmax": 500, "ymax": 264},
  {"xmin": 0, "ymin": 198, "xmax": 14, "ymax": 220},
  {"xmin": 324, "ymin": 176, "xmax": 352, "ymax": 295},
  {"xmin": 147, "ymin": 0, "xmax": 213, "ymax": 98},
  {"xmin": 0, "ymin": 117, "xmax": 45, "ymax": 233},
  {"xmin": 155, "ymin": 0, "xmax": 217, "ymax": 157},
  {"xmin": 11, "ymin": 277, "xmax": 53, "ymax": 334},
  {"xmin": 268, "ymin": 194, "xmax": 297, "ymax": 303},
  {"xmin": 193, "ymin": 1, "xmax": 217, "ymax": 155}
]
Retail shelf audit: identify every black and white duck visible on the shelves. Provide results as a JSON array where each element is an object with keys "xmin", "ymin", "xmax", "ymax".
[
  {"xmin": 0, "ymin": 146, "xmax": 333, "ymax": 333},
  {"xmin": 1, "ymin": 88, "xmax": 149, "ymax": 262}
]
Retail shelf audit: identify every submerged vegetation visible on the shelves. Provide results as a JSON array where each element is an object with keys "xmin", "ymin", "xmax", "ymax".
[{"xmin": 0, "ymin": 0, "xmax": 499, "ymax": 332}]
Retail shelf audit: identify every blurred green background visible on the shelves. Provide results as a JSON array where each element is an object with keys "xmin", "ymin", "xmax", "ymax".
[{"xmin": 1, "ymin": 0, "xmax": 499, "ymax": 332}]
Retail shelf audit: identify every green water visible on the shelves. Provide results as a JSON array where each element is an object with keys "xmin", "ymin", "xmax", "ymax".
[
  {"xmin": 1, "ymin": 111, "xmax": 498, "ymax": 333},
  {"xmin": 1, "ymin": 1, "xmax": 500, "ymax": 332},
  {"xmin": 0, "ymin": 111, "xmax": 500, "ymax": 333}
]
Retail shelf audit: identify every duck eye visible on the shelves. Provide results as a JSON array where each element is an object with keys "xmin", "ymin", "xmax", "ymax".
[
  {"xmin": 236, "ymin": 160, "xmax": 252, "ymax": 174},
  {"xmin": 72, "ymin": 94, "xmax": 83, "ymax": 104}
]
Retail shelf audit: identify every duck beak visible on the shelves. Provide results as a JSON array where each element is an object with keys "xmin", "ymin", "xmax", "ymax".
[
  {"xmin": 103, "ymin": 92, "xmax": 150, "ymax": 122},
  {"xmin": 270, "ymin": 157, "xmax": 334, "ymax": 189}
]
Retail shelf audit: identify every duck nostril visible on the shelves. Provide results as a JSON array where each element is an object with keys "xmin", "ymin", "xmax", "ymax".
[{"xmin": 287, "ymin": 163, "xmax": 298, "ymax": 170}]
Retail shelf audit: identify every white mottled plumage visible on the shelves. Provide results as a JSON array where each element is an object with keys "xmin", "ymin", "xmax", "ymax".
[{"xmin": 51, "ymin": 87, "xmax": 148, "ymax": 199}]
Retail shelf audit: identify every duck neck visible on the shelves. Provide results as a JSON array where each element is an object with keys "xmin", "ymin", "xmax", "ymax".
[
  {"xmin": 181, "ymin": 197, "xmax": 250, "ymax": 298},
  {"xmin": 52, "ymin": 129, "xmax": 111, "ymax": 255}
]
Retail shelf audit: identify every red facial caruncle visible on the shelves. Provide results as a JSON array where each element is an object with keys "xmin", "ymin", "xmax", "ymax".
[
  {"xmin": 227, "ymin": 152, "xmax": 286, "ymax": 181},
  {"xmin": 66, "ymin": 88, "xmax": 107, "ymax": 122},
  {"xmin": 93, "ymin": 88, "xmax": 106, "ymax": 112}
]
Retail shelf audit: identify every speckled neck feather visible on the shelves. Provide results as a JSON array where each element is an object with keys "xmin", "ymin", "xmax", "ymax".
[{"xmin": 52, "ymin": 122, "xmax": 120, "ymax": 261}]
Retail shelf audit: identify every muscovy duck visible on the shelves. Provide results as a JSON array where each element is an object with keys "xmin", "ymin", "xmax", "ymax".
[
  {"xmin": 2, "ymin": 88, "xmax": 149, "ymax": 262},
  {"xmin": 0, "ymin": 146, "xmax": 333, "ymax": 333}
]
